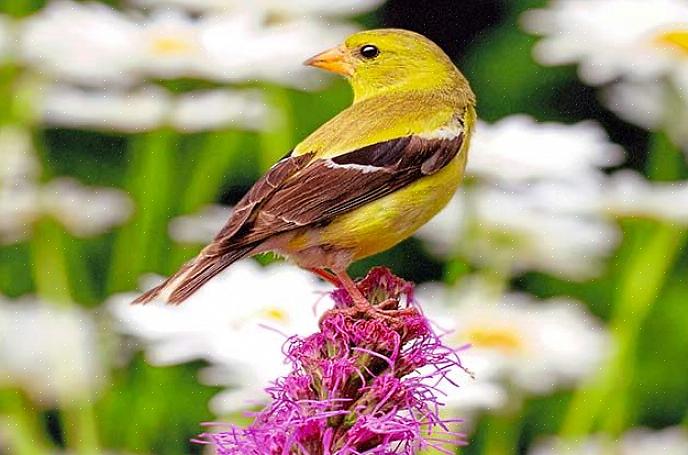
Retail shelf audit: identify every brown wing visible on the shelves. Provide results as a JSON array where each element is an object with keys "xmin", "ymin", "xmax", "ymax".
[
  {"xmin": 212, "ymin": 151, "xmax": 314, "ymax": 241},
  {"xmin": 211, "ymin": 133, "xmax": 463, "ymax": 250}
]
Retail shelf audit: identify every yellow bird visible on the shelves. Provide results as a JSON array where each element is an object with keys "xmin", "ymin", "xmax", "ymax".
[{"xmin": 134, "ymin": 28, "xmax": 476, "ymax": 309}]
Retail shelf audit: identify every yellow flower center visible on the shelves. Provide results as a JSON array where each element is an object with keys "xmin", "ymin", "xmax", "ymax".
[
  {"xmin": 463, "ymin": 325, "xmax": 524, "ymax": 354},
  {"xmin": 150, "ymin": 36, "xmax": 195, "ymax": 56},
  {"xmin": 657, "ymin": 30, "xmax": 688, "ymax": 55},
  {"xmin": 262, "ymin": 307, "xmax": 288, "ymax": 322}
]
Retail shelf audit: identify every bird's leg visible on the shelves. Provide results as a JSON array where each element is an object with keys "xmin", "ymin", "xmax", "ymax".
[
  {"xmin": 334, "ymin": 269, "xmax": 370, "ymax": 311},
  {"xmin": 308, "ymin": 267, "xmax": 342, "ymax": 286}
]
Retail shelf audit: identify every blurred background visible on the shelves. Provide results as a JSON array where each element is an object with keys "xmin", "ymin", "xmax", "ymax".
[{"xmin": 1, "ymin": 0, "xmax": 688, "ymax": 454}]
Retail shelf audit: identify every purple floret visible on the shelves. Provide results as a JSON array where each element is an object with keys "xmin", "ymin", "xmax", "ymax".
[{"xmin": 199, "ymin": 267, "xmax": 467, "ymax": 455}]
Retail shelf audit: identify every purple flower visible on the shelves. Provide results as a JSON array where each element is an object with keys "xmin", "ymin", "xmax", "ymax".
[{"xmin": 199, "ymin": 267, "xmax": 467, "ymax": 454}]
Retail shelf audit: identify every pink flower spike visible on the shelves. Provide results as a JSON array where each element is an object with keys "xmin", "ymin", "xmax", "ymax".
[{"xmin": 199, "ymin": 267, "xmax": 468, "ymax": 454}]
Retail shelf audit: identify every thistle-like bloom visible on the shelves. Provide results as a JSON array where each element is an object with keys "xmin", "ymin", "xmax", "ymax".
[{"xmin": 200, "ymin": 267, "xmax": 466, "ymax": 454}]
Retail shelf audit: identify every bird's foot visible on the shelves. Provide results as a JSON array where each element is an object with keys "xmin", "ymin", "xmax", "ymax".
[{"xmin": 321, "ymin": 297, "xmax": 416, "ymax": 325}]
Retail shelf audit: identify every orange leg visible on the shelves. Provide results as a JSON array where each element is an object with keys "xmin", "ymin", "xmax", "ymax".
[
  {"xmin": 308, "ymin": 267, "xmax": 341, "ymax": 286},
  {"xmin": 333, "ymin": 269, "xmax": 369, "ymax": 310}
]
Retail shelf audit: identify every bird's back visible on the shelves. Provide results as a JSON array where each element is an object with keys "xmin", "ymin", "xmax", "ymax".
[{"xmin": 294, "ymin": 89, "xmax": 470, "ymax": 159}]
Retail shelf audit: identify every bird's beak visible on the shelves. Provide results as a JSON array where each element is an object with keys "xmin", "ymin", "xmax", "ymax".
[{"xmin": 303, "ymin": 45, "xmax": 354, "ymax": 77}]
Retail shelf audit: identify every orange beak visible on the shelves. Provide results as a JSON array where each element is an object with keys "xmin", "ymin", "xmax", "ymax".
[{"xmin": 303, "ymin": 45, "xmax": 354, "ymax": 77}]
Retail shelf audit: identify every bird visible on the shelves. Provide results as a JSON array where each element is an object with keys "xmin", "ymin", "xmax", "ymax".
[{"xmin": 133, "ymin": 28, "xmax": 476, "ymax": 309}]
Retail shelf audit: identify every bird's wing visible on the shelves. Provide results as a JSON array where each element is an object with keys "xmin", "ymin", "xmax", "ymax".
[{"xmin": 209, "ymin": 131, "xmax": 464, "ymax": 253}]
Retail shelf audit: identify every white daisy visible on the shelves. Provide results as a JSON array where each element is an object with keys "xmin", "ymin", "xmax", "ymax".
[
  {"xmin": 200, "ymin": 13, "xmax": 354, "ymax": 89},
  {"xmin": 417, "ymin": 185, "xmax": 619, "ymax": 280},
  {"xmin": 0, "ymin": 296, "xmax": 105, "ymax": 405},
  {"xmin": 249, "ymin": 18, "xmax": 356, "ymax": 89},
  {"xmin": 603, "ymin": 79, "xmax": 688, "ymax": 149},
  {"xmin": 603, "ymin": 170, "xmax": 688, "ymax": 224},
  {"xmin": 19, "ymin": 0, "xmax": 139, "ymax": 86},
  {"xmin": 467, "ymin": 184, "xmax": 619, "ymax": 279},
  {"xmin": 168, "ymin": 204, "xmax": 233, "ymax": 244},
  {"xmin": 522, "ymin": 0, "xmax": 688, "ymax": 85},
  {"xmin": 130, "ymin": 0, "xmax": 384, "ymax": 18},
  {"xmin": 418, "ymin": 277, "xmax": 610, "ymax": 402},
  {"xmin": 467, "ymin": 116, "xmax": 624, "ymax": 184},
  {"xmin": 108, "ymin": 260, "xmax": 331, "ymax": 413},
  {"xmin": 170, "ymin": 89, "xmax": 268, "ymax": 132},
  {"xmin": 40, "ymin": 84, "xmax": 268, "ymax": 133},
  {"xmin": 40, "ymin": 178, "xmax": 133, "ymax": 238},
  {"xmin": 0, "ymin": 128, "xmax": 133, "ymax": 243},
  {"xmin": 418, "ymin": 115, "xmax": 625, "ymax": 279},
  {"xmin": 136, "ymin": 9, "xmax": 207, "ymax": 80},
  {"xmin": 40, "ymin": 84, "xmax": 170, "ymax": 132}
]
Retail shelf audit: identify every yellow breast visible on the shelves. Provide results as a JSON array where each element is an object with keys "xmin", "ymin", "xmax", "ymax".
[{"xmin": 318, "ymin": 130, "xmax": 470, "ymax": 260}]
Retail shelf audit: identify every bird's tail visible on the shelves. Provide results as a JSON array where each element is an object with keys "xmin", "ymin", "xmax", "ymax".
[{"xmin": 131, "ymin": 244, "xmax": 254, "ymax": 305}]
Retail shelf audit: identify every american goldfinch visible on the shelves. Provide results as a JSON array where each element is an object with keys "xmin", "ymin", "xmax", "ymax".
[{"xmin": 134, "ymin": 28, "xmax": 476, "ymax": 308}]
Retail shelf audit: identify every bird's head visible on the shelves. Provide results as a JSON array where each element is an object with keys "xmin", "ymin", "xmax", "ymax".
[{"xmin": 304, "ymin": 28, "xmax": 467, "ymax": 102}]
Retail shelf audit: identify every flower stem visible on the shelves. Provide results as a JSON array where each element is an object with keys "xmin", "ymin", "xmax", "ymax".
[
  {"xmin": 30, "ymin": 219, "xmax": 72, "ymax": 304},
  {"xmin": 29, "ymin": 223, "xmax": 102, "ymax": 454},
  {"xmin": 259, "ymin": 85, "xmax": 294, "ymax": 172},
  {"xmin": 169, "ymin": 130, "xmax": 241, "ymax": 268},
  {"xmin": 0, "ymin": 390, "xmax": 52, "ymax": 455},
  {"xmin": 560, "ymin": 222, "xmax": 686, "ymax": 437},
  {"xmin": 61, "ymin": 398, "xmax": 100, "ymax": 455},
  {"xmin": 108, "ymin": 130, "xmax": 176, "ymax": 293},
  {"xmin": 482, "ymin": 409, "xmax": 522, "ymax": 455},
  {"xmin": 560, "ymin": 132, "xmax": 687, "ymax": 438}
]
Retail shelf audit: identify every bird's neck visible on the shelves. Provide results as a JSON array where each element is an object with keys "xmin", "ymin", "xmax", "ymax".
[{"xmin": 350, "ymin": 70, "xmax": 466, "ymax": 104}]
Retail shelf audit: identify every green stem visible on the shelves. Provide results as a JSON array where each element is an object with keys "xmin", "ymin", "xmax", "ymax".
[
  {"xmin": 108, "ymin": 130, "xmax": 176, "ymax": 293},
  {"xmin": 29, "ymin": 224, "xmax": 102, "ymax": 453},
  {"xmin": 560, "ymin": 131, "xmax": 687, "ymax": 438},
  {"xmin": 61, "ymin": 399, "xmax": 100, "ymax": 455},
  {"xmin": 559, "ymin": 223, "xmax": 686, "ymax": 438},
  {"xmin": 259, "ymin": 85, "xmax": 294, "ymax": 172},
  {"xmin": 30, "ymin": 219, "xmax": 72, "ymax": 305},
  {"xmin": 482, "ymin": 407, "xmax": 522, "ymax": 455},
  {"xmin": 0, "ymin": 391, "xmax": 52, "ymax": 455},
  {"xmin": 169, "ymin": 131, "xmax": 241, "ymax": 268}
]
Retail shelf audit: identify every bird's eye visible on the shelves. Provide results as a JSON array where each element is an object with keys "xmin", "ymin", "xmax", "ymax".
[{"xmin": 360, "ymin": 44, "xmax": 380, "ymax": 59}]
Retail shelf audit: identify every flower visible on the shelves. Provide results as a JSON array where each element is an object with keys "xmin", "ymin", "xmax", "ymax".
[
  {"xmin": 108, "ymin": 260, "xmax": 329, "ymax": 413},
  {"xmin": 170, "ymin": 89, "xmax": 268, "ymax": 132},
  {"xmin": 19, "ymin": 1, "xmax": 140, "ymax": 86},
  {"xmin": 200, "ymin": 267, "xmax": 467, "ymax": 454},
  {"xmin": 603, "ymin": 170, "xmax": 688, "ymax": 223},
  {"xmin": 466, "ymin": 116, "xmax": 624, "ymax": 184},
  {"xmin": 199, "ymin": 13, "xmax": 355, "ymax": 89},
  {"xmin": 522, "ymin": 0, "xmax": 688, "ymax": 154},
  {"xmin": 137, "ymin": 8, "xmax": 206, "ymax": 80},
  {"xmin": 417, "ymin": 185, "xmax": 619, "ymax": 279},
  {"xmin": 418, "ymin": 277, "xmax": 610, "ymax": 405},
  {"xmin": 40, "ymin": 177, "xmax": 133, "ymax": 237},
  {"xmin": 39, "ymin": 85, "xmax": 268, "ymax": 133},
  {"xmin": 529, "ymin": 426, "xmax": 688, "ymax": 455},
  {"xmin": 168, "ymin": 204, "xmax": 234, "ymax": 244},
  {"xmin": 522, "ymin": 0, "xmax": 688, "ymax": 85},
  {"xmin": 19, "ymin": 1, "xmax": 363, "ymax": 90},
  {"xmin": 0, "ymin": 296, "xmax": 105, "ymax": 405},
  {"xmin": 131, "ymin": 0, "xmax": 385, "ymax": 18},
  {"xmin": 0, "ymin": 126, "xmax": 133, "ymax": 243},
  {"xmin": 39, "ymin": 84, "xmax": 170, "ymax": 132},
  {"xmin": 603, "ymin": 79, "xmax": 688, "ymax": 149},
  {"xmin": 417, "ymin": 115, "xmax": 625, "ymax": 279},
  {"xmin": 465, "ymin": 185, "xmax": 619, "ymax": 279}
]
